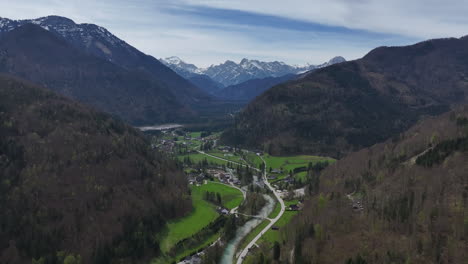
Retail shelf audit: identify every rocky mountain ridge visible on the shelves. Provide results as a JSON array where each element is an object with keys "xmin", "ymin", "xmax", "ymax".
[{"xmin": 161, "ymin": 56, "xmax": 346, "ymax": 87}]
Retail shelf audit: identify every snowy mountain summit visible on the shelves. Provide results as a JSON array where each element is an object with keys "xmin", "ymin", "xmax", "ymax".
[
  {"xmin": 162, "ymin": 56, "xmax": 202, "ymax": 76},
  {"xmin": 161, "ymin": 56, "xmax": 346, "ymax": 86},
  {"xmin": 0, "ymin": 16, "xmax": 141, "ymax": 65}
]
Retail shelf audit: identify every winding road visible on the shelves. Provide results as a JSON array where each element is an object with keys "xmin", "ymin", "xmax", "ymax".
[
  {"xmin": 196, "ymin": 151, "xmax": 286, "ymax": 263},
  {"xmin": 208, "ymin": 181, "xmax": 246, "ymax": 214},
  {"xmin": 235, "ymin": 155, "xmax": 286, "ymax": 264}
]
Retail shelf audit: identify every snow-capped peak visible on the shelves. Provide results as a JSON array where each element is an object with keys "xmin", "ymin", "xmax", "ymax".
[
  {"xmin": 164, "ymin": 56, "xmax": 183, "ymax": 65},
  {"xmin": 160, "ymin": 56, "xmax": 203, "ymax": 77},
  {"xmin": 161, "ymin": 56, "xmax": 346, "ymax": 86},
  {"xmin": 327, "ymin": 56, "xmax": 346, "ymax": 65},
  {"xmin": 0, "ymin": 15, "xmax": 129, "ymax": 52}
]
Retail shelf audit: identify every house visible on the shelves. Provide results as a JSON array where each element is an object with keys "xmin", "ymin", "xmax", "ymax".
[
  {"xmin": 267, "ymin": 175, "xmax": 277, "ymax": 180},
  {"xmin": 217, "ymin": 207, "xmax": 229, "ymax": 215},
  {"xmin": 283, "ymin": 177, "xmax": 294, "ymax": 183},
  {"xmin": 218, "ymin": 146, "xmax": 232, "ymax": 152},
  {"xmin": 289, "ymin": 204, "xmax": 300, "ymax": 211},
  {"xmin": 195, "ymin": 175, "xmax": 205, "ymax": 185}
]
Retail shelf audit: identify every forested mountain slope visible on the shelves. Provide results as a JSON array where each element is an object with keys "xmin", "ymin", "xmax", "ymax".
[
  {"xmin": 0, "ymin": 75, "xmax": 191, "ymax": 264},
  {"xmin": 0, "ymin": 16, "xmax": 211, "ymax": 108},
  {"xmin": 280, "ymin": 106, "xmax": 468, "ymax": 263},
  {"xmin": 223, "ymin": 37, "xmax": 468, "ymax": 157},
  {"xmin": 214, "ymin": 74, "xmax": 295, "ymax": 101},
  {"xmin": 0, "ymin": 24, "xmax": 194, "ymax": 125}
]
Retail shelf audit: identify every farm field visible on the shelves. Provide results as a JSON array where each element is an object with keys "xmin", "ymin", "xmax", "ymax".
[
  {"xmin": 268, "ymin": 202, "xmax": 281, "ymax": 219},
  {"xmin": 189, "ymin": 131, "xmax": 202, "ymax": 138},
  {"xmin": 160, "ymin": 182, "xmax": 244, "ymax": 254},
  {"xmin": 260, "ymin": 211, "xmax": 298, "ymax": 244},
  {"xmin": 199, "ymin": 182, "xmax": 244, "ymax": 209},
  {"xmin": 160, "ymin": 184, "xmax": 219, "ymax": 253},
  {"xmin": 206, "ymin": 149, "xmax": 249, "ymax": 165},
  {"xmin": 264, "ymin": 155, "xmax": 335, "ymax": 183},
  {"xmin": 177, "ymin": 153, "xmax": 229, "ymax": 166},
  {"xmin": 294, "ymin": 171, "xmax": 308, "ymax": 181},
  {"xmin": 263, "ymin": 155, "xmax": 335, "ymax": 171},
  {"xmin": 243, "ymin": 152, "xmax": 263, "ymax": 168}
]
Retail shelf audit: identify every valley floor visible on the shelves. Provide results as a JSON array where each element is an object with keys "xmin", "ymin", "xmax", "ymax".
[{"xmin": 150, "ymin": 128, "xmax": 334, "ymax": 263}]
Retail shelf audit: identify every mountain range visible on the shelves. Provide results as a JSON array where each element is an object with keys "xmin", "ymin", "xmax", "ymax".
[
  {"xmin": 1, "ymin": 11, "xmax": 468, "ymax": 264},
  {"xmin": 222, "ymin": 36, "xmax": 468, "ymax": 157},
  {"xmin": 160, "ymin": 56, "xmax": 346, "ymax": 88},
  {"xmin": 0, "ymin": 16, "xmax": 214, "ymax": 125}
]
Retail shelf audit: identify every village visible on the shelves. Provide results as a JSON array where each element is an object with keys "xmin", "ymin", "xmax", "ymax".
[
  {"xmin": 152, "ymin": 129, "xmax": 308, "ymax": 192},
  {"xmin": 148, "ymin": 128, "xmax": 333, "ymax": 264}
]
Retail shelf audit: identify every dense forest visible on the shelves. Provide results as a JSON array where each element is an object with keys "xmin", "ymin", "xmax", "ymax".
[
  {"xmin": 276, "ymin": 106, "xmax": 468, "ymax": 263},
  {"xmin": 0, "ymin": 75, "xmax": 191, "ymax": 263},
  {"xmin": 222, "ymin": 36, "xmax": 468, "ymax": 157}
]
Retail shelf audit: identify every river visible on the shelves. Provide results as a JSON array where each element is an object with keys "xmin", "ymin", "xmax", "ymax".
[{"xmin": 220, "ymin": 194, "xmax": 275, "ymax": 264}]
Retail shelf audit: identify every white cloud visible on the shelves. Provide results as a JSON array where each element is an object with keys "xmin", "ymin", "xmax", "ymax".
[
  {"xmin": 181, "ymin": 0, "xmax": 468, "ymax": 39},
  {"xmin": 1, "ymin": 0, "xmax": 466, "ymax": 66}
]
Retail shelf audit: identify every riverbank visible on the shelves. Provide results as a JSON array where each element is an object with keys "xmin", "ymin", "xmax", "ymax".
[{"xmin": 220, "ymin": 195, "xmax": 275, "ymax": 264}]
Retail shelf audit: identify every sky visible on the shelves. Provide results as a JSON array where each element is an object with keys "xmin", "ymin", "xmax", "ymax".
[{"xmin": 1, "ymin": 0, "xmax": 468, "ymax": 67}]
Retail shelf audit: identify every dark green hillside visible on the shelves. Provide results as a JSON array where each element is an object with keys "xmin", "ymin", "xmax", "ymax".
[
  {"xmin": 0, "ymin": 75, "xmax": 191, "ymax": 263},
  {"xmin": 223, "ymin": 37, "xmax": 468, "ymax": 157},
  {"xmin": 0, "ymin": 23, "xmax": 192, "ymax": 125},
  {"xmin": 276, "ymin": 106, "xmax": 468, "ymax": 264},
  {"xmin": 214, "ymin": 74, "xmax": 295, "ymax": 101}
]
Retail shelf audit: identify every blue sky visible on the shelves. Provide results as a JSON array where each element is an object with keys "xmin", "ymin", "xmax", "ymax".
[{"xmin": 1, "ymin": 0, "xmax": 468, "ymax": 67}]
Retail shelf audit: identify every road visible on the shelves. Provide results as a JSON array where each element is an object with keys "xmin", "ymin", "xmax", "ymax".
[
  {"xmin": 209, "ymin": 181, "xmax": 246, "ymax": 199},
  {"xmin": 235, "ymin": 155, "xmax": 286, "ymax": 264},
  {"xmin": 197, "ymin": 151, "xmax": 286, "ymax": 263},
  {"xmin": 208, "ymin": 181, "xmax": 247, "ymax": 214},
  {"xmin": 197, "ymin": 151, "xmax": 260, "ymax": 172}
]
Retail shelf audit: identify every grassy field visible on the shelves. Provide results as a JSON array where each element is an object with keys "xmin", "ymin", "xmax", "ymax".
[
  {"xmin": 156, "ymin": 182, "xmax": 243, "ymax": 263},
  {"xmin": 244, "ymin": 152, "xmax": 263, "ymax": 168},
  {"xmin": 261, "ymin": 211, "xmax": 298, "ymax": 244},
  {"xmin": 184, "ymin": 140, "xmax": 202, "ymax": 151},
  {"xmin": 200, "ymin": 182, "xmax": 244, "ymax": 209},
  {"xmin": 206, "ymin": 150, "xmax": 249, "ymax": 165},
  {"xmin": 160, "ymin": 184, "xmax": 219, "ymax": 253},
  {"xmin": 264, "ymin": 154, "xmax": 335, "ymax": 172},
  {"xmin": 152, "ymin": 233, "xmax": 219, "ymax": 264},
  {"xmin": 294, "ymin": 171, "xmax": 308, "ymax": 182},
  {"xmin": 189, "ymin": 131, "xmax": 202, "ymax": 138},
  {"xmin": 264, "ymin": 155, "xmax": 335, "ymax": 184},
  {"xmin": 284, "ymin": 199, "xmax": 299, "ymax": 207},
  {"xmin": 268, "ymin": 201, "xmax": 281, "ymax": 219},
  {"xmin": 177, "ymin": 153, "xmax": 229, "ymax": 166},
  {"xmin": 172, "ymin": 233, "xmax": 219, "ymax": 262}
]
